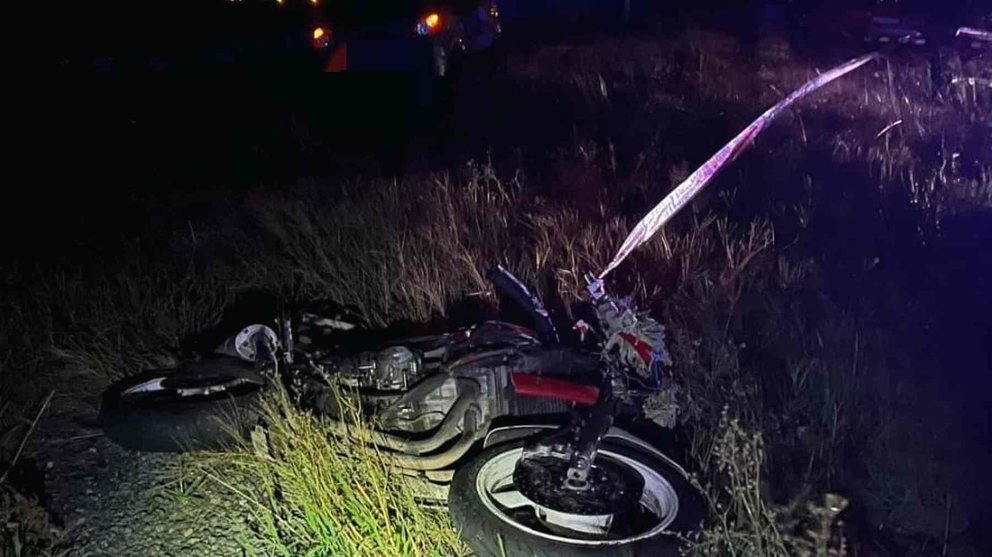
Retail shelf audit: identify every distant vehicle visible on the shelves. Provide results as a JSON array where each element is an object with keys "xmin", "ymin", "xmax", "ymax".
[
  {"xmin": 796, "ymin": 2, "xmax": 990, "ymax": 55},
  {"xmin": 955, "ymin": 22, "xmax": 992, "ymax": 52},
  {"xmin": 58, "ymin": 0, "xmax": 500, "ymax": 76},
  {"xmin": 854, "ymin": 8, "xmax": 991, "ymax": 54},
  {"xmin": 812, "ymin": 3, "xmax": 932, "ymax": 47},
  {"xmin": 861, "ymin": 13, "xmax": 928, "ymax": 45},
  {"xmin": 306, "ymin": 0, "xmax": 502, "ymax": 76}
]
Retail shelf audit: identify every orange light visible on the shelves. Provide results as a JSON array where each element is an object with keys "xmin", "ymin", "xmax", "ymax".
[
  {"xmin": 310, "ymin": 0, "xmax": 318, "ymax": 4},
  {"xmin": 313, "ymin": 27, "xmax": 325, "ymax": 40},
  {"xmin": 425, "ymin": 13, "xmax": 441, "ymax": 29}
]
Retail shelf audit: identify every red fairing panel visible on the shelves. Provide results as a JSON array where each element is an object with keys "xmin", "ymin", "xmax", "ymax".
[{"xmin": 510, "ymin": 372, "xmax": 599, "ymax": 406}]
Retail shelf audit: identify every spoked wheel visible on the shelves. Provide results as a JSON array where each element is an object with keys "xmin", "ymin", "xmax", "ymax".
[
  {"xmin": 100, "ymin": 358, "xmax": 267, "ymax": 453},
  {"xmin": 449, "ymin": 439, "xmax": 703, "ymax": 557}
]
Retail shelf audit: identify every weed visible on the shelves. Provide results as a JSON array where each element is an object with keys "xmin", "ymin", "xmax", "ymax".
[{"xmin": 199, "ymin": 387, "xmax": 467, "ymax": 557}]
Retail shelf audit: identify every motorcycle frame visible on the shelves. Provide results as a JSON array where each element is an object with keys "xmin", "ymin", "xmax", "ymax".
[{"xmin": 250, "ymin": 267, "xmax": 667, "ymax": 498}]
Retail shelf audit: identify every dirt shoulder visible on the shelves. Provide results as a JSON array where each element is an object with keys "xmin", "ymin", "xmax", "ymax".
[{"xmin": 26, "ymin": 378, "xmax": 247, "ymax": 557}]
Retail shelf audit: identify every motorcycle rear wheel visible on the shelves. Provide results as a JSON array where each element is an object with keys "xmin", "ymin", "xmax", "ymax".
[
  {"xmin": 99, "ymin": 358, "xmax": 266, "ymax": 453},
  {"xmin": 448, "ymin": 439, "xmax": 703, "ymax": 557}
]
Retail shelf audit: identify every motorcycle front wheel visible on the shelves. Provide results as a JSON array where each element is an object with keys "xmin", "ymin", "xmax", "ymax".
[
  {"xmin": 99, "ymin": 358, "xmax": 266, "ymax": 453},
  {"xmin": 448, "ymin": 439, "xmax": 703, "ymax": 557}
]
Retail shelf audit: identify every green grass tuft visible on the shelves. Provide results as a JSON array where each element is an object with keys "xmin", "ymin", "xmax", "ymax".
[{"xmin": 197, "ymin": 387, "xmax": 468, "ymax": 557}]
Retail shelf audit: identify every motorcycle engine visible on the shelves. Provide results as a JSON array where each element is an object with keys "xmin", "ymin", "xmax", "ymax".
[{"xmin": 336, "ymin": 345, "xmax": 422, "ymax": 391}]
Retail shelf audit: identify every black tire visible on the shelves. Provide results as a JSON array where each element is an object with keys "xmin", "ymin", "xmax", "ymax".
[
  {"xmin": 449, "ymin": 439, "xmax": 704, "ymax": 557},
  {"xmin": 99, "ymin": 358, "xmax": 266, "ymax": 453}
]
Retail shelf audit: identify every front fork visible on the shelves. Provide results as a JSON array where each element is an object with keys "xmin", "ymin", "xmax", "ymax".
[
  {"xmin": 520, "ymin": 365, "xmax": 627, "ymax": 492},
  {"xmin": 564, "ymin": 365, "xmax": 627, "ymax": 490},
  {"xmin": 563, "ymin": 388, "xmax": 615, "ymax": 490}
]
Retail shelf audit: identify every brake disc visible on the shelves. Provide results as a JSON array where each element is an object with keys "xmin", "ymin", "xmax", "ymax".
[{"xmin": 513, "ymin": 454, "xmax": 644, "ymax": 516}]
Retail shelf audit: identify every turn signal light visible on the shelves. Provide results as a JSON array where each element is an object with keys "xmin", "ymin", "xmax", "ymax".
[{"xmin": 416, "ymin": 13, "xmax": 442, "ymax": 35}]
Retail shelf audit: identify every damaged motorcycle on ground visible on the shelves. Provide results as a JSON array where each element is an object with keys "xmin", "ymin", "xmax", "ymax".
[
  {"xmin": 101, "ymin": 266, "xmax": 703, "ymax": 556},
  {"xmin": 100, "ymin": 51, "xmax": 891, "ymax": 555}
]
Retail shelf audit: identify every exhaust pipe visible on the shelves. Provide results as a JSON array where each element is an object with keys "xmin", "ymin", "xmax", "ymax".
[{"xmin": 326, "ymin": 377, "xmax": 483, "ymax": 462}]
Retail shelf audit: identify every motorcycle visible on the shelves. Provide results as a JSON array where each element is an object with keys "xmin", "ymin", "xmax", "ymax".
[
  {"xmin": 99, "ymin": 50, "xmax": 895, "ymax": 555},
  {"xmin": 100, "ymin": 266, "xmax": 703, "ymax": 556}
]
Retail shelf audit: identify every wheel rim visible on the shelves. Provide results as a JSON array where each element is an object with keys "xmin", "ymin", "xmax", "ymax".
[{"xmin": 475, "ymin": 447, "xmax": 680, "ymax": 546}]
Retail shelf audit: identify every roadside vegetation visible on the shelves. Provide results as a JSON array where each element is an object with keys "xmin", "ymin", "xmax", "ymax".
[
  {"xmin": 3, "ymin": 24, "xmax": 989, "ymax": 556},
  {"xmin": 1, "ymin": 329, "xmax": 59, "ymax": 557},
  {"xmin": 191, "ymin": 387, "xmax": 469, "ymax": 557}
]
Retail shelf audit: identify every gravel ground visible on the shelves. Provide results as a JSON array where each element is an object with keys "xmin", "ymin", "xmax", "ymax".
[{"xmin": 27, "ymin": 386, "xmax": 249, "ymax": 557}]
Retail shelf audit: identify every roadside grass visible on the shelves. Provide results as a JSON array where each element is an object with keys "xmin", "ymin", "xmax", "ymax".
[
  {"xmin": 1, "ymin": 329, "xmax": 59, "ymax": 557},
  {"xmin": 2, "ymin": 25, "xmax": 987, "ymax": 557},
  {"xmin": 0, "ymin": 484, "xmax": 58, "ymax": 557},
  {"xmin": 192, "ymin": 386, "xmax": 469, "ymax": 557}
]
